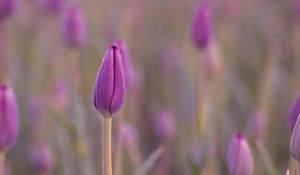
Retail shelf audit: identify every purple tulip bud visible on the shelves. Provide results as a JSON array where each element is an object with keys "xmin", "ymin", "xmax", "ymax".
[
  {"xmin": 39, "ymin": 0, "xmax": 65, "ymax": 14},
  {"xmin": 114, "ymin": 39, "xmax": 134, "ymax": 90},
  {"xmin": 30, "ymin": 143, "xmax": 54, "ymax": 173},
  {"xmin": 0, "ymin": 0, "xmax": 16, "ymax": 20},
  {"xmin": 190, "ymin": 2, "xmax": 213, "ymax": 49},
  {"xmin": 51, "ymin": 79, "xmax": 68, "ymax": 111},
  {"xmin": 247, "ymin": 109, "xmax": 266, "ymax": 140},
  {"xmin": 288, "ymin": 91, "xmax": 300, "ymax": 132},
  {"xmin": 93, "ymin": 45, "xmax": 125, "ymax": 116},
  {"xmin": 154, "ymin": 109, "xmax": 176, "ymax": 141},
  {"xmin": 290, "ymin": 114, "xmax": 300, "ymax": 162},
  {"xmin": 227, "ymin": 132, "xmax": 253, "ymax": 175},
  {"xmin": 0, "ymin": 85, "xmax": 19, "ymax": 151},
  {"xmin": 62, "ymin": 6, "xmax": 86, "ymax": 48}
]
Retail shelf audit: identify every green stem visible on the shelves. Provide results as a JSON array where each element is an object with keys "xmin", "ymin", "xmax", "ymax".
[{"xmin": 103, "ymin": 116, "xmax": 113, "ymax": 175}]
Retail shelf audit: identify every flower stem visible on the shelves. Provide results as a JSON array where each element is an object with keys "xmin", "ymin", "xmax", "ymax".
[
  {"xmin": 103, "ymin": 116, "xmax": 113, "ymax": 175},
  {"xmin": 113, "ymin": 116, "xmax": 123, "ymax": 175},
  {"xmin": 0, "ymin": 151, "xmax": 5, "ymax": 175}
]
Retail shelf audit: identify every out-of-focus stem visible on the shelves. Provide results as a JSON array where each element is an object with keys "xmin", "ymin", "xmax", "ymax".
[
  {"xmin": 256, "ymin": 140, "xmax": 277, "ymax": 175},
  {"xmin": 0, "ymin": 151, "xmax": 5, "ymax": 175},
  {"xmin": 196, "ymin": 52, "xmax": 206, "ymax": 140},
  {"xmin": 67, "ymin": 49, "xmax": 80, "ymax": 95},
  {"xmin": 103, "ymin": 116, "xmax": 113, "ymax": 175}
]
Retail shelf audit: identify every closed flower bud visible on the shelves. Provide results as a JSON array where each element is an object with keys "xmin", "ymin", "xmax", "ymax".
[
  {"xmin": 290, "ymin": 115, "xmax": 300, "ymax": 162},
  {"xmin": 190, "ymin": 2, "xmax": 213, "ymax": 49},
  {"xmin": 114, "ymin": 39, "xmax": 134, "ymax": 90},
  {"xmin": 227, "ymin": 132, "xmax": 254, "ymax": 175},
  {"xmin": 0, "ymin": 0, "xmax": 16, "ymax": 20},
  {"xmin": 30, "ymin": 143, "xmax": 54, "ymax": 173},
  {"xmin": 154, "ymin": 109, "xmax": 176, "ymax": 141},
  {"xmin": 0, "ymin": 85, "xmax": 19, "ymax": 151},
  {"xmin": 288, "ymin": 91, "xmax": 300, "ymax": 132},
  {"xmin": 62, "ymin": 6, "xmax": 86, "ymax": 48},
  {"xmin": 247, "ymin": 109, "xmax": 266, "ymax": 140},
  {"xmin": 93, "ymin": 45, "xmax": 125, "ymax": 116},
  {"xmin": 51, "ymin": 79, "xmax": 68, "ymax": 111}
]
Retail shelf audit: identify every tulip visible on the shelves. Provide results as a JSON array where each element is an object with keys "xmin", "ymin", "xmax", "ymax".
[
  {"xmin": 0, "ymin": 0, "xmax": 16, "ymax": 20},
  {"xmin": 0, "ymin": 85, "xmax": 19, "ymax": 175},
  {"xmin": 30, "ymin": 143, "xmax": 54, "ymax": 173},
  {"xmin": 154, "ymin": 109, "xmax": 176, "ymax": 141},
  {"xmin": 290, "ymin": 114, "xmax": 300, "ymax": 162},
  {"xmin": 288, "ymin": 91, "xmax": 300, "ymax": 132},
  {"xmin": 227, "ymin": 132, "xmax": 254, "ymax": 175},
  {"xmin": 93, "ymin": 45, "xmax": 125, "ymax": 175},
  {"xmin": 62, "ymin": 6, "xmax": 86, "ymax": 48},
  {"xmin": 190, "ymin": 2, "xmax": 213, "ymax": 49},
  {"xmin": 93, "ymin": 45, "xmax": 125, "ymax": 117},
  {"xmin": 0, "ymin": 84, "xmax": 19, "ymax": 152},
  {"xmin": 247, "ymin": 109, "xmax": 266, "ymax": 140}
]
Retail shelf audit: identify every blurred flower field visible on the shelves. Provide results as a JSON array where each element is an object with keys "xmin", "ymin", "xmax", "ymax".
[{"xmin": 0, "ymin": 0, "xmax": 299, "ymax": 174}]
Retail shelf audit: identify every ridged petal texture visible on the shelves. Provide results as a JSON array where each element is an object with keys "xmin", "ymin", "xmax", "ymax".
[
  {"xmin": 191, "ymin": 2, "xmax": 212, "ymax": 49},
  {"xmin": 290, "ymin": 114, "xmax": 300, "ymax": 162},
  {"xmin": 0, "ymin": 85, "xmax": 19, "ymax": 151},
  {"xmin": 62, "ymin": 6, "xmax": 86, "ymax": 48},
  {"xmin": 227, "ymin": 132, "xmax": 253, "ymax": 175},
  {"xmin": 288, "ymin": 91, "xmax": 300, "ymax": 132},
  {"xmin": 93, "ymin": 45, "xmax": 125, "ymax": 116}
]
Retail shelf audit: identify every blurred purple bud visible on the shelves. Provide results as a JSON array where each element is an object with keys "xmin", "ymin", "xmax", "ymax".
[
  {"xmin": 51, "ymin": 79, "xmax": 68, "ymax": 111},
  {"xmin": 62, "ymin": 6, "xmax": 86, "ymax": 48},
  {"xmin": 154, "ymin": 109, "xmax": 176, "ymax": 141},
  {"xmin": 190, "ymin": 2, "xmax": 213, "ymax": 49},
  {"xmin": 0, "ymin": 85, "xmax": 19, "ymax": 151},
  {"xmin": 114, "ymin": 39, "xmax": 134, "ymax": 90},
  {"xmin": 121, "ymin": 122, "xmax": 138, "ymax": 146},
  {"xmin": 39, "ymin": 0, "xmax": 65, "ymax": 14},
  {"xmin": 247, "ymin": 109, "xmax": 266, "ymax": 140},
  {"xmin": 93, "ymin": 45, "xmax": 125, "ymax": 116},
  {"xmin": 227, "ymin": 132, "xmax": 253, "ymax": 175},
  {"xmin": 30, "ymin": 143, "xmax": 54, "ymax": 173},
  {"xmin": 288, "ymin": 91, "xmax": 300, "ymax": 132},
  {"xmin": 0, "ymin": 0, "xmax": 16, "ymax": 19},
  {"xmin": 29, "ymin": 95, "xmax": 44, "ymax": 121},
  {"xmin": 290, "ymin": 115, "xmax": 300, "ymax": 162}
]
